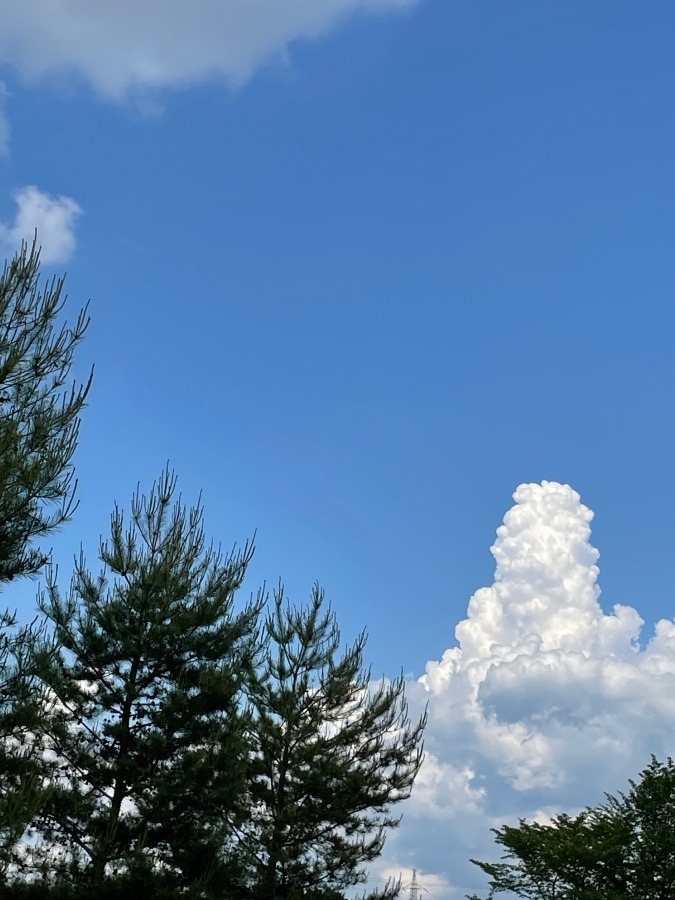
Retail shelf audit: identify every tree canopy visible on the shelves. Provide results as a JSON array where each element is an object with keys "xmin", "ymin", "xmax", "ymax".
[
  {"xmin": 0, "ymin": 240, "xmax": 91, "ymax": 877},
  {"xmin": 0, "ymin": 246, "xmax": 426, "ymax": 898},
  {"xmin": 468, "ymin": 756, "xmax": 675, "ymax": 900},
  {"xmin": 238, "ymin": 586, "xmax": 427, "ymax": 900},
  {"xmin": 29, "ymin": 469, "xmax": 261, "ymax": 894},
  {"xmin": 0, "ymin": 239, "xmax": 90, "ymax": 582}
]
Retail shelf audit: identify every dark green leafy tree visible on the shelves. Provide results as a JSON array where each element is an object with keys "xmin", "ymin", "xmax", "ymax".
[
  {"xmin": 467, "ymin": 810, "xmax": 630, "ymax": 899},
  {"xmin": 237, "ymin": 585, "xmax": 427, "ymax": 900},
  {"xmin": 0, "ymin": 240, "xmax": 90, "ymax": 875},
  {"xmin": 29, "ymin": 470, "xmax": 261, "ymax": 896},
  {"xmin": 468, "ymin": 756, "xmax": 675, "ymax": 900},
  {"xmin": 604, "ymin": 756, "xmax": 675, "ymax": 899}
]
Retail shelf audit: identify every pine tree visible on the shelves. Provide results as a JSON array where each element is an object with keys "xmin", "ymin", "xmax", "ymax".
[
  {"xmin": 0, "ymin": 611, "xmax": 53, "ymax": 879},
  {"xmin": 0, "ymin": 239, "xmax": 90, "ymax": 582},
  {"xmin": 0, "ymin": 240, "xmax": 90, "ymax": 876},
  {"xmin": 30, "ymin": 470, "xmax": 261, "ymax": 896},
  {"xmin": 238, "ymin": 585, "xmax": 427, "ymax": 900}
]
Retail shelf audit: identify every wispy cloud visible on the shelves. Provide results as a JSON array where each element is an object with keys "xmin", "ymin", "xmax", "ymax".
[
  {"xmin": 371, "ymin": 482, "xmax": 675, "ymax": 897},
  {"xmin": 0, "ymin": 0, "xmax": 421, "ymax": 101},
  {"xmin": 0, "ymin": 185, "xmax": 83, "ymax": 264}
]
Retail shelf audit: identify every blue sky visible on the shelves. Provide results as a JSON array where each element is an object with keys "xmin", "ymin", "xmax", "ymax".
[{"xmin": 1, "ymin": 1, "xmax": 675, "ymax": 895}]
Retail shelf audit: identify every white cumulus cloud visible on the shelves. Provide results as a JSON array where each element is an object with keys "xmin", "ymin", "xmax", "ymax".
[
  {"xmin": 0, "ymin": 185, "xmax": 83, "ymax": 265},
  {"xmin": 0, "ymin": 0, "xmax": 421, "ymax": 101},
  {"xmin": 376, "ymin": 481, "xmax": 675, "ymax": 898}
]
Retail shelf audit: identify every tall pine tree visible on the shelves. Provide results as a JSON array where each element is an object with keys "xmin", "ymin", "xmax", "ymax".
[
  {"xmin": 30, "ymin": 470, "xmax": 261, "ymax": 896},
  {"xmin": 0, "ymin": 239, "xmax": 90, "ymax": 582},
  {"xmin": 0, "ymin": 240, "xmax": 90, "ymax": 876},
  {"xmin": 238, "ymin": 585, "xmax": 427, "ymax": 900}
]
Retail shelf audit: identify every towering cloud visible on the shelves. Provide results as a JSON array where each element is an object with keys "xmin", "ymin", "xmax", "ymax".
[{"xmin": 377, "ymin": 482, "xmax": 675, "ymax": 897}]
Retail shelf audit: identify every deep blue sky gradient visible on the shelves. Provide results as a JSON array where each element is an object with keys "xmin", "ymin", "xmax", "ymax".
[{"xmin": 1, "ymin": 0, "xmax": 674, "ymax": 678}]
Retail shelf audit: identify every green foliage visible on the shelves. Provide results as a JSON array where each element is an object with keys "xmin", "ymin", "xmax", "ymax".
[
  {"xmin": 0, "ymin": 239, "xmax": 90, "ymax": 582},
  {"xmin": 0, "ymin": 246, "xmax": 425, "ymax": 898},
  {"xmin": 468, "ymin": 756, "xmax": 675, "ymax": 900},
  {"xmin": 238, "ymin": 585, "xmax": 427, "ymax": 900},
  {"xmin": 0, "ymin": 241, "xmax": 90, "ymax": 875},
  {"xmin": 468, "ymin": 810, "xmax": 629, "ymax": 899},
  {"xmin": 604, "ymin": 756, "xmax": 675, "ymax": 899},
  {"xmin": 0, "ymin": 866, "xmax": 189, "ymax": 899},
  {"xmin": 30, "ymin": 469, "xmax": 261, "ymax": 894},
  {"xmin": 0, "ymin": 612, "xmax": 52, "ymax": 879}
]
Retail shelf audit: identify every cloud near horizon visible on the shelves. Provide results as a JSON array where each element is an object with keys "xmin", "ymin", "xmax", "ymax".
[
  {"xmin": 0, "ymin": 186, "xmax": 83, "ymax": 265},
  {"xmin": 0, "ymin": 0, "xmax": 420, "ymax": 101},
  {"xmin": 374, "ymin": 481, "xmax": 675, "ymax": 897}
]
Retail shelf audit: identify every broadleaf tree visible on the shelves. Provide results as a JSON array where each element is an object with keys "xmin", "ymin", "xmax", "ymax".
[
  {"xmin": 603, "ymin": 756, "xmax": 675, "ymax": 899},
  {"xmin": 468, "ymin": 810, "xmax": 630, "ymax": 899},
  {"xmin": 468, "ymin": 756, "xmax": 675, "ymax": 900},
  {"xmin": 28, "ymin": 469, "xmax": 262, "ymax": 896},
  {"xmin": 238, "ymin": 585, "xmax": 427, "ymax": 900}
]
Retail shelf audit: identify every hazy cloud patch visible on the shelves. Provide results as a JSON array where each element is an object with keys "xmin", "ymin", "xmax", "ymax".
[
  {"xmin": 0, "ymin": 0, "xmax": 421, "ymax": 101},
  {"xmin": 0, "ymin": 185, "xmax": 83, "ymax": 264}
]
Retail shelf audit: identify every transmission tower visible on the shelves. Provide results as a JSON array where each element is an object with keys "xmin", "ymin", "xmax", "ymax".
[
  {"xmin": 409, "ymin": 870, "xmax": 420, "ymax": 900},
  {"xmin": 402, "ymin": 869, "xmax": 427, "ymax": 900}
]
